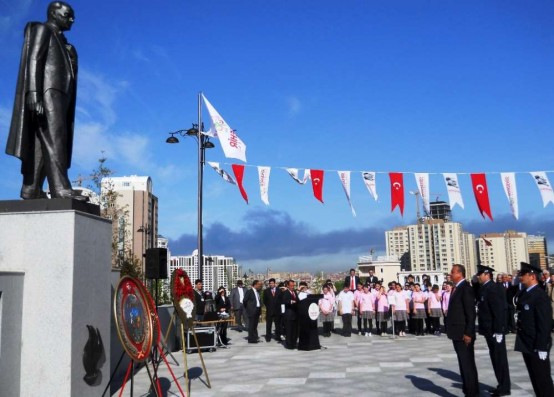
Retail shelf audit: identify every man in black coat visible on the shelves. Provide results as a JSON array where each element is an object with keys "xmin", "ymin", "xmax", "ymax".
[
  {"xmin": 281, "ymin": 280, "xmax": 299, "ymax": 349},
  {"xmin": 262, "ymin": 278, "xmax": 282, "ymax": 342},
  {"xmin": 6, "ymin": 1, "xmax": 85, "ymax": 200},
  {"xmin": 515, "ymin": 262, "xmax": 554, "ymax": 397},
  {"xmin": 344, "ymin": 268, "xmax": 361, "ymax": 292},
  {"xmin": 243, "ymin": 280, "xmax": 263, "ymax": 343},
  {"xmin": 446, "ymin": 264, "xmax": 479, "ymax": 397},
  {"xmin": 193, "ymin": 279, "xmax": 205, "ymax": 322},
  {"xmin": 366, "ymin": 269, "xmax": 379, "ymax": 285},
  {"xmin": 476, "ymin": 265, "xmax": 511, "ymax": 396}
]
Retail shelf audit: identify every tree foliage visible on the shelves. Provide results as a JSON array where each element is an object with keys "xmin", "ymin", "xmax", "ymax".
[{"xmin": 88, "ymin": 153, "xmax": 142, "ymax": 278}]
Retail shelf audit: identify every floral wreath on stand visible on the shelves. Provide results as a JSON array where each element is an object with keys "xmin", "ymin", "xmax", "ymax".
[{"xmin": 171, "ymin": 268, "xmax": 196, "ymax": 330}]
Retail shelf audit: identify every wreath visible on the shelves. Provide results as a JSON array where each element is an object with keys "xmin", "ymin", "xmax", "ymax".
[{"xmin": 170, "ymin": 268, "xmax": 196, "ymax": 329}]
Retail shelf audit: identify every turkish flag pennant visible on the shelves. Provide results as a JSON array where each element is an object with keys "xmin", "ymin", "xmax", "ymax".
[
  {"xmin": 471, "ymin": 173, "xmax": 493, "ymax": 220},
  {"xmin": 310, "ymin": 169, "xmax": 324, "ymax": 203},
  {"xmin": 389, "ymin": 172, "xmax": 404, "ymax": 216},
  {"xmin": 232, "ymin": 164, "xmax": 249, "ymax": 204}
]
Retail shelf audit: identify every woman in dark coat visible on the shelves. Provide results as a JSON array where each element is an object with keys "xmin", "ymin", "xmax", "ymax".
[{"xmin": 215, "ymin": 286, "xmax": 231, "ymax": 345}]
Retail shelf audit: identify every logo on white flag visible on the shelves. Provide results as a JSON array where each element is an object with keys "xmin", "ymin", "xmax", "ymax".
[
  {"xmin": 443, "ymin": 173, "xmax": 464, "ymax": 209},
  {"xmin": 530, "ymin": 171, "xmax": 554, "ymax": 207},
  {"xmin": 202, "ymin": 94, "xmax": 247, "ymax": 162},
  {"xmin": 258, "ymin": 166, "xmax": 271, "ymax": 205},
  {"xmin": 362, "ymin": 171, "xmax": 378, "ymax": 200},
  {"xmin": 500, "ymin": 172, "xmax": 519, "ymax": 219},
  {"xmin": 207, "ymin": 162, "xmax": 236, "ymax": 185},
  {"xmin": 286, "ymin": 168, "xmax": 310, "ymax": 185}
]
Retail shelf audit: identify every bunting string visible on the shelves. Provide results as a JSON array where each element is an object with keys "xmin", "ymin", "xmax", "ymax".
[{"xmin": 206, "ymin": 162, "xmax": 554, "ymax": 219}]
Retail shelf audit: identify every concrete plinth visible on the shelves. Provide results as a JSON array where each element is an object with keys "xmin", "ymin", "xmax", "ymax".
[{"xmin": 0, "ymin": 207, "xmax": 111, "ymax": 396}]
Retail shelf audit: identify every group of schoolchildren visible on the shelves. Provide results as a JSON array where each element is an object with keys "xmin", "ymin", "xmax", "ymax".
[{"xmin": 319, "ymin": 272, "xmax": 454, "ymax": 338}]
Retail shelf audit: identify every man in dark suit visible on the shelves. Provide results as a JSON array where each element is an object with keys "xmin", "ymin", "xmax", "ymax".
[
  {"xmin": 446, "ymin": 264, "xmax": 479, "ymax": 397},
  {"xmin": 262, "ymin": 278, "xmax": 282, "ymax": 342},
  {"xmin": 230, "ymin": 280, "xmax": 247, "ymax": 331},
  {"xmin": 515, "ymin": 262, "xmax": 554, "ymax": 397},
  {"xmin": 366, "ymin": 269, "xmax": 379, "ymax": 285},
  {"xmin": 344, "ymin": 268, "xmax": 361, "ymax": 292},
  {"xmin": 7, "ymin": 2, "xmax": 85, "ymax": 200},
  {"xmin": 193, "ymin": 279, "xmax": 205, "ymax": 322},
  {"xmin": 476, "ymin": 265, "xmax": 511, "ymax": 396},
  {"xmin": 282, "ymin": 280, "xmax": 299, "ymax": 349},
  {"xmin": 243, "ymin": 280, "xmax": 263, "ymax": 343}
]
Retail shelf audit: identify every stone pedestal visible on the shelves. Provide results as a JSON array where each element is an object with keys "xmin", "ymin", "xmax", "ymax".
[{"xmin": 0, "ymin": 205, "xmax": 111, "ymax": 396}]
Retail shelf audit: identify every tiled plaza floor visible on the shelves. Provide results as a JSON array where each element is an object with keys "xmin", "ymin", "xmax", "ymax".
[{"xmin": 113, "ymin": 320, "xmax": 554, "ymax": 397}]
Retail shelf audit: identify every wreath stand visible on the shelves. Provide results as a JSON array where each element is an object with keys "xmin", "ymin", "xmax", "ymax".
[{"xmin": 180, "ymin": 321, "xmax": 211, "ymax": 396}]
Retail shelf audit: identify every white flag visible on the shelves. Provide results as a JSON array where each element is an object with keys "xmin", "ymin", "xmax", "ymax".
[
  {"xmin": 202, "ymin": 94, "xmax": 247, "ymax": 162},
  {"xmin": 338, "ymin": 171, "xmax": 356, "ymax": 216},
  {"xmin": 286, "ymin": 168, "xmax": 310, "ymax": 185},
  {"xmin": 530, "ymin": 171, "xmax": 554, "ymax": 207},
  {"xmin": 414, "ymin": 173, "xmax": 430, "ymax": 215},
  {"xmin": 500, "ymin": 172, "xmax": 519, "ymax": 219},
  {"xmin": 258, "ymin": 166, "xmax": 271, "ymax": 205},
  {"xmin": 443, "ymin": 173, "xmax": 464, "ymax": 209},
  {"xmin": 361, "ymin": 171, "xmax": 378, "ymax": 200},
  {"xmin": 207, "ymin": 162, "xmax": 236, "ymax": 185}
]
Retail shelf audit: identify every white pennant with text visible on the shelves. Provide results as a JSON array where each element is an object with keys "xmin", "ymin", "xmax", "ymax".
[
  {"xmin": 338, "ymin": 171, "xmax": 356, "ymax": 216},
  {"xmin": 258, "ymin": 166, "xmax": 271, "ymax": 205},
  {"xmin": 414, "ymin": 173, "xmax": 430, "ymax": 215},
  {"xmin": 500, "ymin": 172, "xmax": 519, "ymax": 219}
]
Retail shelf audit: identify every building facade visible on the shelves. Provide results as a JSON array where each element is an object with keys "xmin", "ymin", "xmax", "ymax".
[
  {"xmin": 102, "ymin": 175, "xmax": 159, "ymax": 272},
  {"xmin": 477, "ymin": 231, "xmax": 529, "ymax": 275},
  {"xmin": 386, "ymin": 220, "xmax": 476, "ymax": 275},
  {"xmin": 357, "ymin": 255, "xmax": 401, "ymax": 285},
  {"xmin": 527, "ymin": 235, "xmax": 548, "ymax": 270},
  {"xmin": 169, "ymin": 251, "xmax": 239, "ymax": 294}
]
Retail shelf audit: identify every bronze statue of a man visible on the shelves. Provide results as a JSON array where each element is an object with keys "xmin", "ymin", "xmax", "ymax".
[{"xmin": 6, "ymin": 1, "xmax": 84, "ymax": 200}]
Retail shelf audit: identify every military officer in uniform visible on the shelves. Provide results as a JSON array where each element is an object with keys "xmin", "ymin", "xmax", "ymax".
[
  {"xmin": 476, "ymin": 265, "xmax": 511, "ymax": 396},
  {"xmin": 515, "ymin": 262, "xmax": 554, "ymax": 397}
]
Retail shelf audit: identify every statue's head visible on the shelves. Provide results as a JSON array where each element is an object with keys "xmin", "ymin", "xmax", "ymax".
[{"xmin": 47, "ymin": 1, "xmax": 74, "ymax": 32}]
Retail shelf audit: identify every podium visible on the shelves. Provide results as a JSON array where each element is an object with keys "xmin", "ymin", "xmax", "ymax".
[{"xmin": 297, "ymin": 294, "xmax": 322, "ymax": 351}]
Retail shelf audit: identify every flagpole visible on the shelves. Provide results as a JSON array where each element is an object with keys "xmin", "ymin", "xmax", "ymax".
[{"xmin": 197, "ymin": 91, "xmax": 204, "ymax": 282}]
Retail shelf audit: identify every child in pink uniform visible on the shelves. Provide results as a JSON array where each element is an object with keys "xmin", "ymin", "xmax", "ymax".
[
  {"xmin": 427, "ymin": 284, "xmax": 442, "ymax": 336},
  {"xmin": 376, "ymin": 286, "xmax": 389, "ymax": 336},
  {"xmin": 356, "ymin": 285, "xmax": 375, "ymax": 336},
  {"xmin": 411, "ymin": 283, "xmax": 427, "ymax": 336}
]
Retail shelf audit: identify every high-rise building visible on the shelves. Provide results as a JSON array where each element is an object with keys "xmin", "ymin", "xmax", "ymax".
[
  {"xmin": 169, "ymin": 251, "xmax": 239, "ymax": 294},
  {"xmin": 102, "ymin": 175, "xmax": 158, "ymax": 272},
  {"xmin": 386, "ymin": 219, "xmax": 476, "ymax": 275},
  {"xmin": 477, "ymin": 231, "xmax": 529, "ymax": 275},
  {"xmin": 527, "ymin": 235, "xmax": 548, "ymax": 270},
  {"xmin": 429, "ymin": 201, "xmax": 451, "ymax": 221},
  {"xmin": 385, "ymin": 227, "xmax": 411, "ymax": 270}
]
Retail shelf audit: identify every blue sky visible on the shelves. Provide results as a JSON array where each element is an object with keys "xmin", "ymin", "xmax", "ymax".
[{"xmin": 1, "ymin": 1, "xmax": 553, "ymax": 273}]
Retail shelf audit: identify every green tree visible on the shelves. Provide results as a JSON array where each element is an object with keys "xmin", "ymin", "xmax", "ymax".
[{"xmin": 88, "ymin": 153, "xmax": 142, "ymax": 277}]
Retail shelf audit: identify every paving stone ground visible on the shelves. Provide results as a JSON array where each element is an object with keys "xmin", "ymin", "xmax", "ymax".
[{"xmin": 113, "ymin": 319, "xmax": 554, "ymax": 397}]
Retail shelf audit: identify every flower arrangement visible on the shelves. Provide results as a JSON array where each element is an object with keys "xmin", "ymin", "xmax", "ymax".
[{"xmin": 172, "ymin": 268, "xmax": 194, "ymax": 302}]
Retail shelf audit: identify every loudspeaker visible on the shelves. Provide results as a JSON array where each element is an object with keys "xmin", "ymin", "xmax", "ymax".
[{"xmin": 145, "ymin": 248, "xmax": 168, "ymax": 279}]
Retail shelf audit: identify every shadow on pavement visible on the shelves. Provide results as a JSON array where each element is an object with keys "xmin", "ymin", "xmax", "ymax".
[{"xmin": 405, "ymin": 374, "xmax": 458, "ymax": 397}]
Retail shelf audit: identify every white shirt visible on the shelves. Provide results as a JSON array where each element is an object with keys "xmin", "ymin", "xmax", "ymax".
[
  {"xmin": 238, "ymin": 287, "xmax": 244, "ymax": 303},
  {"xmin": 337, "ymin": 290, "xmax": 355, "ymax": 313}
]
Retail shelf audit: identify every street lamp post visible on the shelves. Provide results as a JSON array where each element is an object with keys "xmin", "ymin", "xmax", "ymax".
[{"xmin": 166, "ymin": 92, "xmax": 215, "ymax": 282}]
